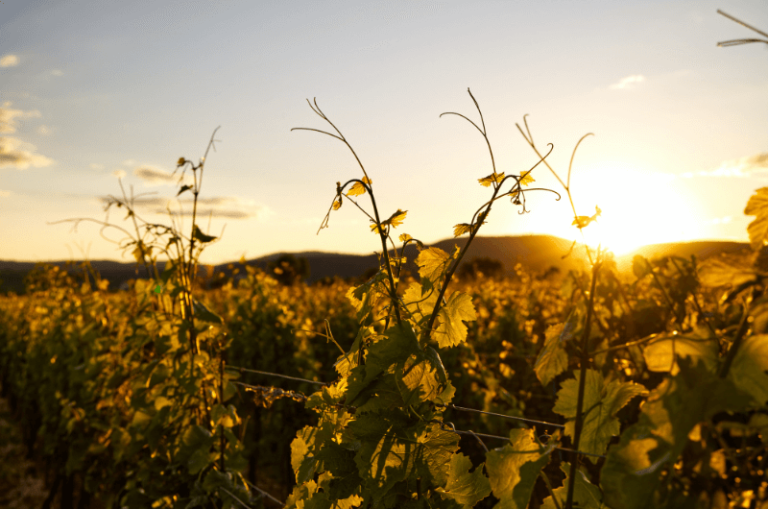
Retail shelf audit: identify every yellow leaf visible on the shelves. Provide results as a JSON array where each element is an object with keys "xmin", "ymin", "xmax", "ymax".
[
  {"xmin": 387, "ymin": 209, "xmax": 407, "ymax": 228},
  {"xmin": 399, "ymin": 233, "xmax": 413, "ymax": 242},
  {"xmin": 333, "ymin": 199, "xmax": 342, "ymax": 210},
  {"xmin": 362, "ymin": 176, "xmax": 372, "ymax": 185},
  {"xmin": 453, "ymin": 223, "xmax": 472, "ymax": 237},
  {"xmin": 346, "ymin": 181, "xmax": 367, "ymax": 196},
  {"xmin": 519, "ymin": 171, "xmax": 535, "ymax": 186},
  {"xmin": 478, "ymin": 172, "xmax": 505, "ymax": 187},
  {"xmin": 572, "ymin": 216, "xmax": 592, "ymax": 229},
  {"xmin": 372, "ymin": 209, "xmax": 408, "ymax": 233}
]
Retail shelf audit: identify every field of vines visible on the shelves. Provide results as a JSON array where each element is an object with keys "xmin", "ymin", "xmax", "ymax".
[{"xmin": 1, "ymin": 87, "xmax": 768, "ymax": 509}]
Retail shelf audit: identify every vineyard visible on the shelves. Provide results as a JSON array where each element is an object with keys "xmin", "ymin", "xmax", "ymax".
[{"xmin": 0, "ymin": 84, "xmax": 767, "ymax": 509}]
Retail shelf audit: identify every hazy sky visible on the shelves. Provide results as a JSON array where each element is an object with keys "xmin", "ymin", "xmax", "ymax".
[{"xmin": 1, "ymin": 0, "xmax": 767, "ymax": 263}]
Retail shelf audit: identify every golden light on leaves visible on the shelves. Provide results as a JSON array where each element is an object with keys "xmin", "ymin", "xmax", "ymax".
[
  {"xmin": 371, "ymin": 209, "xmax": 408, "ymax": 233},
  {"xmin": 332, "ymin": 199, "xmax": 342, "ymax": 210},
  {"xmin": 572, "ymin": 205, "xmax": 602, "ymax": 230},
  {"xmin": 453, "ymin": 223, "xmax": 472, "ymax": 237},
  {"xmin": 399, "ymin": 233, "xmax": 412, "ymax": 243},
  {"xmin": 478, "ymin": 172, "xmax": 505, "ymax": 187},
  {"xmin": 519, "ymin": 171, "xmax": 535, "ymax": 186}
]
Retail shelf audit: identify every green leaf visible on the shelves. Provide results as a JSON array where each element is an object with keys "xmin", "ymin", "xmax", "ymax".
[
  {"xmin": 431, "ymin": 291, "xmax": 477, "ymax": 348},
  {"xmin": 553, "ymin": 370, "xmax": 647, "ymax": 461},
  {"xmin": 698, "ymin": 257, "xmax": 757, "ymax": 287},
  {"xmin": 403, "ymin": 282, "xmax": 438, "ymax": 328},
  {"xmin": 193, "ymin": 299, "xmax": 223, "ymax": 324},
  {"xmin": 416, "ymin": 247, "xmax": 452, "ymax": 285},
  {"xmin": 600, "ymin": 359, "xmax": 753, "ymax": 509},
  {"xmin": 397, "ymin": 353, "xmax": 442, "ymax": 406},
  {"xmin": 434, "ymin": 453, "xmax": 491, "ymax": 508},
  {"xmin": 534, "ymin": 312, "xmax": 577, "ymax": 386},
  {"xmin": 642, "ymin": 329, "xmax": 719, "ymax": 375},
  {"xmin": 727, "ymin": 334, "xmax": 768, "ymax": 407},
  {"xmin": 744, "ymin": 187, "xmax": 768, "ymax": 250},
  {"xmin": 541, "ymin": 463, "xmax": 604, "ymax": 509},
  {"xmin": 485, "ymin": 428, "xmax": 552, "ymax": 509},
  {"xmin": 192, "ymin": 224, "xmax": 217, "ymax": 243},
  {"xmin": 347, "ymin": 270, "xmax": 389, "ymax": 323}
]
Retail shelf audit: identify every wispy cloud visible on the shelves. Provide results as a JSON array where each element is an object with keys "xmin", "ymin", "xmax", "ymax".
[
  {"xmin": 100, "ymin": 195, "xmax": 272, "ymax": 220},
  {"xmin": 90, "ymin": 163, "xmax": 105, "ymax": 170},
  {"xmin": 0, "ymin": 102, "xmax": 42, "ymax": 134},
  {"xmin": 0, "ymin": 137, "xmax": 54, "ymax": 169},
  {"xmin": 112, "ymin": 169, "xmax": 126, "ymax": 179},
  {"xmin": 37, "ymin": 125, "xmax": 52, "ymax": 135},
  {"xmin": 0, "ymin": 102, "xmax": 53, "ymax": 170},
  {"xmin": 0, "ymin": 54, "xmax": 19, "ymax": 67},
  {"xmin": 0, "ymin": 189, "xmax": 11, "ymax": 197},
  {"xmin": 683, "ymin": 153, "xmax": 768, "ymax": 179},
  {"xmin": 609, "ymin": 74, "xmax": 645, "ymax": 90},
  {"xmin": 133, "ymin": 165, "xmax": 191, "ymax": 187},
  {"xmin": 51, "ymin": 69, "xmax": 64, "ymax": 76}
]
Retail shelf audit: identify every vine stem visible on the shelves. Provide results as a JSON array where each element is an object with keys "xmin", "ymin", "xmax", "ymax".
[
  {"xmin": 565, "ymin": 260, "xmax": 601, "ymax": 509},
  {"xmin": 718, "ymin": 309, "xmax": 751, "ymax": 379}
]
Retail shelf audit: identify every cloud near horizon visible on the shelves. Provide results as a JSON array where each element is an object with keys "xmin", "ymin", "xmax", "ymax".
[
  {"xmin": 133, "ymin": 165, "xmax": 193, "ymax": 187},
  {"xmin": 0, "ymin": 54, "xmax": 19, "ymax": 67},
  {"xmin": 100, "ymin": 194, "xmax": 272, "ymax": 220},
  {"xmin": 609, "ymin": 74, "xmax": 645, "ymax": 90},
  {"xmin": 0, "ymin": 137, "xmax": 54, "ymax": 170},
  {"xmin": 681, "ymin": 153, "xmax": 768, "ymax": 179}
]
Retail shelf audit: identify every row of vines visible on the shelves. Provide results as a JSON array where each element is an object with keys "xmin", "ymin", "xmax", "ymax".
[{"xmin": 1, "ymin": 76, "xmax": 768, "ymax": 507}]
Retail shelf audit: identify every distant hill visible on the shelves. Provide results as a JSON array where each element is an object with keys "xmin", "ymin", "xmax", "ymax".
[{"xmin": 0, "ymin": 236, "xmax": 751, "ymax": 293}]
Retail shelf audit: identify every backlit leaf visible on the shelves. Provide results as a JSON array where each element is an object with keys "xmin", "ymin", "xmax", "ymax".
[
  {"xmin": 434, "ymin": 453, "xmax": 492, "ymax": 508},
  {"xmin": 554, "ymin": 370, "xmax": 647, "ymax": 461},
  {"xmin": 519, "ymin": 171, "xmax": 535, "ymax": 186},
  {"xmin": 744, "ymin": 187, "xmax": 768, "ymax": 250},
  {"xmin": 416, "ymin": 247, "xmax": 452, "ymax": 285},
  {"xmin": 534, "ymin": 312, "xmax": 577, "ymax": 386},
  {"xmin": 541, "ymin": 463, "xmax": 604, "ymax": 509},
  {"xmin": 399, "ymin": 233, "xmax": 412, "ymax": 242},
  {"xmin": 478, "ymin": 172, "xmax": 505, "ymax": 187},
  {"xmin": 432, "ymin": 291, "xmax": 477, "ymax": 348},
  {"xmin": 346, "ymin": 181, "xmax": 367, "ymax": 197},
  {"xmin": 485, "ymin": 428, "xmax": 553, "ymax": 509},
  {"xmin": 643, "ymin": 329, "xmax": 718, "ymax": 375},
  {"xmin": 727, "ymin": 334, "xmax": 768, "ymax": 407},
  {"xmin": 453, "ymin": 223, "xmax": 472, "ymax": 238}
]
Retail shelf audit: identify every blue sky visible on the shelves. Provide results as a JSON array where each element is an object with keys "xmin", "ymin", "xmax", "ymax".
[{"xmin": 1, "ymin": 0, "xmax": 767, "ymax": 263}]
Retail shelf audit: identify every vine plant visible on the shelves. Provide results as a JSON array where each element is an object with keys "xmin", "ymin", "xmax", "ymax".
[{"xmin": 282, "ymin": 89, "xmax": 615, "ymax": 509}]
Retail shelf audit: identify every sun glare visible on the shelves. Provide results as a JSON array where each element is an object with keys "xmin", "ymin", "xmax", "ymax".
[{"xmin": 560, "ymin": 166, "xmax": 703, "ymax": 256}]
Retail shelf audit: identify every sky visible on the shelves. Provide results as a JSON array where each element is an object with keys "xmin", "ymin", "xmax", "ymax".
[{"xmin": 0, "ymin": 0, "xmax": 767, "ymax": 264}]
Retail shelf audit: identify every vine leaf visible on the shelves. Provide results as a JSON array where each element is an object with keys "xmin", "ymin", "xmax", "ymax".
[
  {"xmin": 642, "ymin": 328, "xmax": 719, "ymax": 375},
  {"xmin": 416, "ymin": 247, "xmax": 453, "ymax": 285},
  {"xmin": 572, "ymin": 206, "xmax": 601, "ymax": 230},
  {"xmin": 519, "ymin": 171, "xmax": 535, "ymax": 186},
  {"xmin": 347, "ymin": 177, "xmax": 372, "ymax": 197},
  {"xmin": 192, "ymin": 224, "xmax": 217, "ymax": 243},
  {"xmin": 534, "ymin": 312, "xmax": 577, "ymax": 386},
  {"xmin": 727, "ymin": 334, "xmax": 768, "ymax": 407},
  {"xmin": 370, "ymin": 209, "xmax": 407, "ymax": 234},
  {"xmin": 601, "ymin": 359, "xmax": 753, "ymax": 509},
  {"xmin": 397, "ymin": 353, "xmax": 442, "ymax": 406},
  {"xmin": 540, "ymin": 463, "xmax": 604, "ymax": 509},
  {"xmin": 485, "ymin": 428, "xmax": 553, "ymax": 509},
  {"xmin": 453, "ymin": 223, "xmax": 472, "ymax": 238},
  {"xmin": 478, "ymin": 172, "xmax": 505, "ymax": 187},
  {"xmin": 434, "ymin": 453, "xmax": 492, "ymax": 508},
  {"xmin": 744, "ymin": 187, "xmax": 768, "ymax": 250},
  {"xmin": 431, "ymin": 291, "xmax": 477, "ymax": 348},
  {"xmin": 554, "ymin": 370, "xmax": 647, "ymax": 461}
]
